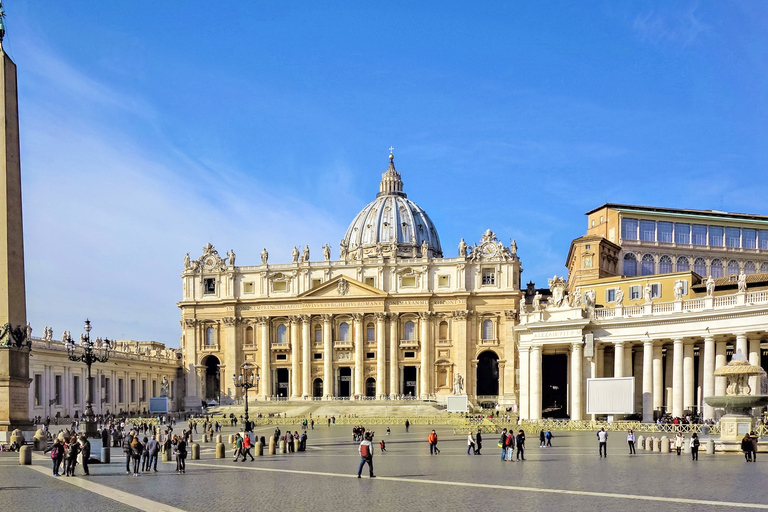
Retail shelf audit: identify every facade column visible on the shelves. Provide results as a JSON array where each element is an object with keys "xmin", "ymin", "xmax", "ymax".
[
  {"xmin": 375, "ymin": 313, "xmax": 386, "ymax": 399},
  {"xmin": 683, "ymin": 341, "xmax": 694, "ymax": 414},
  {"xmin": 570, "ymin": 342, "xmax": 583, "ymax": 421},
  {"xmin": 322, "ymin": 315, "xmax": 333, "ymax": 398},
  {"xmin": 672, "ymin": 338, "xmax": 684, "ymax": 418},
  {"xmin": 388, "ymin": 313, "xmax": 399, "ymax": 397},
  {"xmin": 290, "ymin": 317, "xmax": 301, "ymax": 398},
  {"xmin": 419, "ymin": 312, "xmax": 432, "ymax": 399},
  {"xmin": 519, "ymin": 346, "xmax": 530, "ymax": 420},
  {"xmin": 653, "ymin": 341, "xmax": 664, "ymax": 411},
  {"xmin": 259, "ymin": 317, "xmax": 271, "ymax": 398},
  {"xmin": 301, "ymin": 315, "xmax": 311, "ymax": 398},
  {"xmin": 530, "ymin": 345, "xmax": 542, "ymax": 420},
  {"xmin": 703, "ymin": 335, "xmax": 715, "ymax": 420},
  {"xmin": 624, "ymin": 343, "xmax": 634, "ymax": 380},
  {"xmin": 353, "ymin": 313, "xmax": 364, "ymax": 396},
  {"xmin": 614, "ymin": 341, "xmax": 625, "ymax": 378},
  {"xmin": 642, "ymin": 340, "xmax": 654, "ymax": 422},
  {"xmin": 715, "ymin": 340, "xmax": 727, "ymax": 396},
  {"xmin": 736, "ymin": 333, "xmax": 748, "ymax": 359}
]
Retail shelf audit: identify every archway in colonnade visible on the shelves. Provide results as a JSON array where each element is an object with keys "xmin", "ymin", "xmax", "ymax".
[
  {"xmin": 476, "ymin": 351, "xmax": 499, "ymax": 396},
  {"xmin": 541, "ymin": 353, "xmax": 567, "ymax": 418},
  {"xmin": 203, "ymin": 355, "xmax": 220, "ymax": 401}
]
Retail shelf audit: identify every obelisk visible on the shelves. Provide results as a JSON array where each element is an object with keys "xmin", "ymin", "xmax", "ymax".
[{"xmin": 0, "ymin": 3, "xmax": 33, "ymax": 442}]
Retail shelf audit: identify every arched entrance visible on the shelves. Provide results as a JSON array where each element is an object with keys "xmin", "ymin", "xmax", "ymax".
[
  {"xmin": 476, "ymin": 351, "xmax": 499, "ymax": 396},
  {"xmin": 542, "ymin": 354, "xmax": 567, "ymax": 418},
  {"xmin": 402, "ymin": 366, "xmax": 417, "ymax": 397},
  {"xmin": 365, "ymin": 378, "xmax": 376, "ymax": 397},
  {"xmin": 313, "ymin": 378, "xmax": 323, "ymax": 398},
  {"xmin": 276, "ymin": 368, "xmax": 289, "ymax": 397},
  {"xmin": 338, "ymin": 367, "xmax": 351, "ymax": 397},
  {"xmin": 203, "ymin": 355, "xmax": 221, "ymax": 401}
]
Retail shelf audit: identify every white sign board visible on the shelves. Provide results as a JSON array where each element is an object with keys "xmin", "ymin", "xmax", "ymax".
[
  {"xmin": 446, "ymin": 395, "xmax": 468, "ymax": 413},
  {"xmin": 586, "ymin": 377, "xmax": 635, "ymax": 415}
]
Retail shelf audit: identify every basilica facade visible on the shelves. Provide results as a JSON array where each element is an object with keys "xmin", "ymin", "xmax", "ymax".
[{"xmin": 178, "ymin": 154, "xmax": 522, "ymax": 409}]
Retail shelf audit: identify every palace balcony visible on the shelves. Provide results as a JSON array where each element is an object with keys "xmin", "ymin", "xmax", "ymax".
[
  {"xmin": 399, "ymin": 339, "xmax": 420, "ymax": 349},
  {"xmin": 333, "ymin": 340, "xmax": 353, "ymax": 349}
]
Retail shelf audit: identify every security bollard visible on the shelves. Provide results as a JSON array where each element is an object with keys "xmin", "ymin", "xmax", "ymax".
[
  {"xmin": 269, "ymin": 437, "xmax": 276, "ymax": 455},
  {"xmin": 216, "ymin": 442, "xmax": 225, "ymax": 458},
  {"xmin": 279, "ymin": 440, "xmax": 286, "ymax": 454},
  {"xmin": 101, "ymin": 446, "xmax": 111, "ymax": 464},
  {"xmin": 162, "ymin": 448, "xmax": 171, "ymax": 462},
  {"xmin": 655, "ymin": 437, "xmax": 662, "ymax": 452},
  {"xmin": 706, "ymin": 439, "xmax": 715, "ymax": 454},
  {"xmin": 292, "ymin": 438, "xmax": 298, "ymax": 453},
  {"xmin": 637, "ymin": 435, "xmax": 645, "ymax": 450},
  {"xmin": 202, "ymin": 434, "xmax": 209, "ymax": 443},
  {"xmin": 216, "ymin": 434, "xmax": 222, "ymax": 444},
  {"xmin": 19, "ymin": 445, "xmax": 32, "ymax": 465},
  {"xmin": 191, "ymin": 443, "xmax": 200, "ymax": 460},
  {"xmin": 646, "ymin": 437, "xmax": 654, "ymax": 451},
  {"xmin": 229, "ymin": 434, "xmax": 235, "ymax": 445},
  {"xmin": 255, "ymin": 440, "xmax": 263, "ymax": 457},
  {"xmin": 660, "ymin": 436, "xmax": 670, "ymax": 453}
]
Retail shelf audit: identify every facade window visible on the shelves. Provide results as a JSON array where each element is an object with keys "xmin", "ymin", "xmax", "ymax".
[
  {"xmin": 639, "ymin": 220, "xmax": 656, "ymax": 241},
  {"xmin": 692, "ymin": 224, "xmax": 707, "ymax": 246},
  {"xmin": 629, "ymin": 285, "xmax": 641, "ymax": 300},
  {"xmin": 367, "ymin": 323, "xmax": 375, "ymax": 342},
  {"xmin": 314, "ymin": 326, "xmax": 322, "ymax": 344},
  {"xmin": 204, "ymin": 278, "xmax": 216, "ymax": 294},
  {"xmin": 401, "ymin": 276, "xmax": 416, "ymax": 287},
  {"xmin": 623, "ymin": 253, "xmax": 637, "ymax": 276},
  {"xmin": 366, "ymin": 352, "xmax": 375, "ymax": 359},
  {"xmin": 438, "ymin": 275, "xmax": 450, "ymax": 287},
  {"xmin": 760, "ymin": 230, "xmax": 768, "ymax": 250},
  {"xmin": 708, "ymin": 226, "xmax": 724, "ymax": 247},
  {"xmin": 676, "ymin": 256, "xmax": 689, "ymax": 272},
  {"xmin": 439, "ymin": 321, "xmax": 448, "ymax": 341},
  {"xmin": 694, "ymin": 258, "xmax": 706, "ymax": 276},
  {"xmin": 404, "ymin": 351, "xmax": 415, "ymax": 358},
  {"xmin": 482, "ymin": 269, "xmax": 495, "ymax": 285},
  {"xmin": 205, "ymin": 327, "xmax": 216, "ymax": 346},
  {"xmin": 641, "ymin": 254, "xmax": 655, "ymax": 276},
  {"xmin": 674, "ymin": 223, "xmax": 690, "ymax": 244},
  {"xmin": 658, "ymin": 222, "xmax": 673, "ymax": 243},
  {"xmin": 118, "ymin": 378, "xmax": 124, "ymax": 403},
  {"xmin": 73, "ymin": 376, "xmax": 80, "ymax": 405},
  {"xmin": 676, "ymin": 280, "xmax": 689, "ymax": 296},
  {"xmin": 314, "ymin": 353, "xmax": 322, "ymax": 360},
  {"xmin": 606, "ymin": 289, "xmax": 616, "ymax": 302},
  {"xmin": 273, "ymin": 281, "xmax": 287, "ymax": 292},
  {"xmin": 710, "ymin": 259, "xmax": 723, "ymax": 278},
  {"xmin": 621, "ymin": 218, "xmax": 638, "ymax": 240},
  {"xmin": 745, "ymin": 261, "xmax": 756, "ymax": 274},
  {"xmin": 650, "ymin": 283, "xmax": 661, "ymax": 298},
  {"xmin": 482, "ymin": 319, "xmax": 494, "ymax": 340},
  {"xmin": 365, "ymin": 277, "xmax": 375, "ymax": 287},
  {"xmin": 277, "ymin": 324, "xmax": 288, "ymax": 343},
  {"xmin": 276, "ymin": 354, "xmax": 287, "ymax": 360},
  {"xmin": 312, "ymin": 279, "xmax": 322, "ymax": 288},
  {"xmin": 726, "ymin": 228, "xmax": 740, "ymax": 248},
  {"xmin": 727, "ymin": 260, "xmax": 740, "ymax": 276},
  {"xmin": 404, "ymin": 321, "xmax": 415, "ymax": 340},
  {"xmin": 659, "ymin": 255, "xmax": 672, "ymax": 274},
  {"xmin": 34, "ymin": 374, "xmax": 42, "ymax": 406},
  {"xmin": 338, "ymin": 322, "xmax": 349, "ymax": 342},
  {"xmin": 245, "ymin": 326, "xmax": 254, "ymax": 345},
  {"xmin": 743, "ymin": 229, "xmax": 757, "ymax": 249},
  {"xmin": 761, "ymin": 262, "xmax": 768, "ymax": 273},
  {"xmin": 243, "ymin": 282, "xmax": 254, "ymax": 293}
]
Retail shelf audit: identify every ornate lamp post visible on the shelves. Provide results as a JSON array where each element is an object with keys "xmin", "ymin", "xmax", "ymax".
[
  {"xmin": 233, "ymin": 362, "xmax": 259, "ymax": 432},
  {"xmin": 65, "ymin": 319, "xmax": 111, "ymax": 437}
]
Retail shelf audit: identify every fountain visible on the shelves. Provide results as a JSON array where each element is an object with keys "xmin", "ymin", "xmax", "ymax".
[{"xmin": 704, "ymin": 351, "xmax": 768, "ymax": 451}]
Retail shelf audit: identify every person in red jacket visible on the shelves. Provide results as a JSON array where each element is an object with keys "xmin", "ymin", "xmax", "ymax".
[{"xmin": 428, "ymin": 430, "xmax": 440, "ymax": 454}]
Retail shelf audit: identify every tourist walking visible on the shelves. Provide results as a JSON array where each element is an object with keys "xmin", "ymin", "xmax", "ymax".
[
  {"xmin": 405, "ymin": 419, "xmax": 410, "ymax": 433},
  {"xmin": 140, "ymin": 436, "xmax": 151, "ymax": 471},
  {"xmin": 545, "ymin": 430, "xmax": 553, "ymax": 446},
  {"xmin": 357, "ymin": 432, "xmax": 375, "ymax": 478},
  {"xmin": 499, "ymin": 429, "xmax": 508, "ymax": 460},
  {"xmin": 233, "ymin": 433, "xmax": 244, "ymax": 461},
  {"xmin": 539, "ymin": 430, "xmax": 546, "ymax": 447},
  {"xmin": 131, "ymin": 436, "xmax": 144, "ymax": 476},
  {"xmin": 122, "ymin": 430, "xmax": 134, "ymax": 474},
  {"xmin": 750, "ymin": 431, "xmax": 759, "ymax": 462},
  {"xmin": 674, "ymin": 432, "xmax": 684, "ymax": 455},
  {"xmin": 467, "ymin": 431, "xmax": 476, "ymax": 454},
  {"xmin": 380, "ymin": 439, "xmax": 386, "ymax": 453},
  {"xmin": 475, "ymin": 430, "xmax": 482, "ymax": 455},
  {"xmin": 505, "ymin": 429, "xmax": 515, "ymax": 461},
  {"xmin": 627, "ymin": 430, "xmax": 636, "ymax": 454},
  {"xmin": 146, "ymin": 436, "xmax": 160, "ymax": 471},
  {"xmin": 243, "ymin": 434, "xmax": 255, "ymax": 460},
  {"xmin": 428, "ymin": 430, "xmax": 439, "ymax": 454},
  {"xmin": 515, "ymin": 430, "xmax": 526, "ymax": 461},
  {"xmin": 690, "ymin": 433, "xmax": 700, "ymax": 461},
  {"xmin": 79, "ymin": 436, "xmax": 91, "ymax": 476},
  {"xmin": 597, "ymin": 428, "xmax": 608, "ymax": 458}
]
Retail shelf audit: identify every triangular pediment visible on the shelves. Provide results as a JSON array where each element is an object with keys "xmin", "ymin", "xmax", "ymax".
[{"xmin": 298, "ymin": 275, "xmax": 386, "ymax": 299}]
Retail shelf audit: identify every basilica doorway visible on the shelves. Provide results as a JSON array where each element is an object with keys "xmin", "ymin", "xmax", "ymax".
[
  {"xmin": 338, "ymin": 367, "xmax": 351, "ymax": 397},
  {"xmin": 402, "ymin": 366, "xmax": 417, "ymax": 397},
  {"xmin": 313, "ymin": 378, "xmax": 323, "ymax": 398},
  {"xmin": 203, "ymin": 355, "xmax": 220, "ymax": 401},
  {"xmin": 276, "ymin": 368, "xmax": 289, "ymax": 397},
  {"xmin": 365, "ymin": 378, "xmax": 376, "ymax": 397},
  {"xmin": 476, "ymin": 351, "xmax": 499, "ymax": 396},
  {"xmin": 542, "ymin": 354, "xmax": 568, "ymax": 418}
]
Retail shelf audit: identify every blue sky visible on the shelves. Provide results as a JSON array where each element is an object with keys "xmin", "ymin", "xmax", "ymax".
[{"xmin": 7, "ymin": 1, "xmax": 768, "ymax": 345}]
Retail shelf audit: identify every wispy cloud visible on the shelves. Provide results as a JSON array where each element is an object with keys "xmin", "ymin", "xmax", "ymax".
[{"xmin": 633, "ymin": 6, "xmax": 711, "ymax": 47}]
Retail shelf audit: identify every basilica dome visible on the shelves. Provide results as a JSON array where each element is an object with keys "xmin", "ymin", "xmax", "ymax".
[{"xmin": 341, "ymin": 154, "xmax": 442, "ymax": 260}]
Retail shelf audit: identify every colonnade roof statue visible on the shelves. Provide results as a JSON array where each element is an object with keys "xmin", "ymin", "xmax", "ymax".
[{"xmin": 341, "ymin": 150, "xmax": 443, "ymax": 261}]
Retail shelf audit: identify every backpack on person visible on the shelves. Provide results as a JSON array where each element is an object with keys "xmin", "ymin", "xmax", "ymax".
[
  {"xmin": 50, "ymin": 445, "xmax": 61, "ymax": 459},
  {"xmin": 360, "ymin": 443, "xmax": 370, "ymax": 458}
]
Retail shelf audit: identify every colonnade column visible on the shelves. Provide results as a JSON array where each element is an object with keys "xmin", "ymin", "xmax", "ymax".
[
  {"xmin": 223, "ymin": 317, "xmax": 239, "ymax": 401},
  {"xmin": 530, "ymin": 345, "xmax": 542, "ymax": 420},
  {"xmin": 614, "ymin": 341, "xmax": 625, "ymax": 378},
  {"xmin": 388, "ymin": 313, "xmax": 399, "ymax": 397},
  {"xmin": 736, "ymin": 333, "xmax": 748, "ymax": 359},
  {"xmin": 672, "ymin": 338, "xmax": 684, "ymax": 418},
  {"xmin": 290, "ymin": 316, "xmax": 300, "ymax": 398},
  {"xmin": 519, "ymin": 346, "xmax": 530, "ymax": 420},
  {"xmin": 683, "ymin": 341, "xmax": 694, "ymax": 414},
  {"xmin": 259, "ymin": 317, "xmax": 271, "ymax": 398},
  {"xmin": 353, "ymin": 313, "xmax": 364, "ymax": 396},
  {"xmin": 301, "ymin": 315, "xmax": 311, "ymax": 398},
  {"xmin": 642, "ymin": 340, "xmax": 654, "ymax": 422},
  {"xmin": 322, "ymin": 315, "xmax": 333, "ymax": 398},
  {"xmin": 652, "ymin": 342, "xmax": 663, "ymax": 413},
  {"xmin": 703, "ymin": 335, "xmax": 715, "ymax": 419},
  {"xmin": 570, "ymin": 342, "xmax": 583, "ymax": 421},
  {"xmin": 624, "ymin": 344, "xmax": 634, "ymax": 380},
  {"xmin": 375, "ymin": 313, "xmax": 386, "ymax": 399},
  {"xmin": 714, "ymin": 340, "xmax": 727, "ymax": 396},
  {"xmin": 419, "ymin": 312, "xmax": 432, "ymax": 399},
  {"xmin": 749, "ymin": 338, "xmax": 761, "ymax": 395}
]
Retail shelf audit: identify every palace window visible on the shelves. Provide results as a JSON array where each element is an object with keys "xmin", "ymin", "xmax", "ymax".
[
  {"xmin": 606, "ymin": 289, "xmax": 616, "ymax": 302},
  {"xmin": 658, "ymin": 222, "xmax": 673, "ymax": 243},
  {"xmin": 641, "ymin": 254, "xmax": 655, "ymax": 276},
  {"xmin": 760, "ymin": 230, "xmax": 768, "ymax": 250},
  {"xmin": 365, "ymin": 277, "xmax": 375, "ymax": 287},
  {"xmin": 710, "ymin": 259, "xmax": 723, "ymax": 278},
  {"xmin": 339, "ymin": 322, "xmax": 350, "ymax": 342},
  {"xmin": 402, "ymin": 276, "xmax": 416, "ymax": 287},
  {"xmin": 314, "ymin": 325, "xmax": 322, "ymax": 344},
  {"xmin": 676, "ymin": 256, "xmax": 690, "ymax": 272},
  {"xmin": 314, "ymin": 353, "xmax": 322, "ymax": 360},
  {"xmin": 621, "ymin": 218, "xmax": 638, "ymax": 240},
  {"xmin": 727, "ymin": 260, "xmax": 740, "ymax": 276},
  {"xmin": 650, "ymin": 283, "xmax": 661, "ymax": 298},
  {"xmin": 745, "ymin": 261, "xmax": 756, "ymax": 274},
  {"xmin": 743, "ymin": 229, "xmax": 757, "ymax": 249},
  {"xmin": 404, "ymin": 351, "xmax": 415, "ymax": 358},
  {"xmin": 694, "ymin": 258, "xmax": 706, "ymax": 276},
  {"xmin": 623, "ymin": 253, "xmax": 637, "ymax": 276},
  {"xmin": 204, "ymin": 278, "xmax": 216, "ymax": 294},
  {"xmin": 366, "ymin": 352, "xmax": 375, "ymax": 359},
  {"xmin": 482, "ymin": 320, "xmax": 494, "ymax": 340},
  {"xmin": 675, "ymin": 223, "xmax": 690, "ymax": 244},
  {"xmin": 245, "ymin": 326, "xmax": 254, "ymax": 346},
  {"xmin": 439, "ymin": 321, "xmax": 448, "ymax": 341},
  {"xmin": 312, "ymin": 279, "xmax": 322, "ymax": 288},
  {"xmin": 205, "ymin": 327, "xmax": 216, "ymax": 346},
  {"xmin": 277, "ymin": 324, "xmax": 288, "ymax": 344},
  {"xmin": 482, "ymin": 269, "xmax": 495, "ymax": 285},
  {"xmin": 438, "ymin": 275, "xmax": 450, "ymax": 288},
  {"xmin": 726, "ymin": 228, "xmax": 741, "ymax": 248},
  {"xmin": 273, "ymin": 281, "xmax": 287, "ymax": 292},
  {"xmin": 367, "ymin": 323, "xmax": 375, "ymax": 342},
  {"xmin": 639, "ymin": 220, "xmax": 656, "ymax": 242},
  {"xmin": 692, "ymin": 225, "xmax": 707, "ymax": 246},
  {"xmin": 404, "ymin": 321, "xmax": 415, "ymax": 340},
  {"xmin": 708, "ymin": 226, "xmax": 724, "ymax": 247},
  {"xmin": 243, "ymin": 282, "xmax": 254, "ymax": 294},
  {"xmin": 629, "ymin": 285, "xmax": 641, "ymax": 300},
  {"xmin": 659, "ymin": 255, "xmax": 672, "ymax": 274},
  {"xmin": 276, "ymin": 354, "xmax": 287, "ymax": 360}
]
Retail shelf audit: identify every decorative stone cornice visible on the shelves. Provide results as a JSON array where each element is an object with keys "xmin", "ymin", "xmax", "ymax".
[
  {"xmin": 453, "ymin": 310, "xmax": 469, "ymax": 320},
  {"xmin": 221, "ymin": 317, "xmax": 238, "ymax": 326}
]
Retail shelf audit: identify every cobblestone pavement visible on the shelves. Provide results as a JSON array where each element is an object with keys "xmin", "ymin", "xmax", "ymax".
[{"xmin": 2, "ymin": 423, "xmax": 768, "ymax": 511}]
